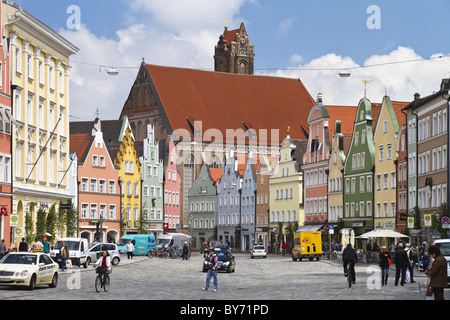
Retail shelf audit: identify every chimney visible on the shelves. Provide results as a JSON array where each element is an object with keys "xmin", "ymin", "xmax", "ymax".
[{"xmin": 414, "ymin": 93, "xmax": 420, "ymax": 101}]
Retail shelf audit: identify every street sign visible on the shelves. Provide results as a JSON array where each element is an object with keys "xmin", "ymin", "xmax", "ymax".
[
  {"xmin": 424, "ymin": 214, "xmax": 432, "ymax": 227},
  {"xmin": 407, "ymin": 217, "xmax": 414, "ymax": 228}
]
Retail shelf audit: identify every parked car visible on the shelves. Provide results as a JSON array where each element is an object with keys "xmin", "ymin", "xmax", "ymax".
[
  {"xmin": 203, "ymin": 247, "xmax": 235, "ymax": 273},
  {"xmin": 0, "ymin": 252, "xmax": 59, "ymax": 290},
  {"xmin": 251, "ymin": 245, "xmax": 267, "ymax": 258},
  {"xmin": 86, "ymin": 243, "xmax": 121, "ymax": 266}
]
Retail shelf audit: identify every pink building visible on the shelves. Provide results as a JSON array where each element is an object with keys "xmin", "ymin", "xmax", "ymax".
[
  {"xmin": 162, "ymin": 136, "xmax": 181, "ymax": 231},
  {"xmin": 303, "ymin": 94, "xmax": 356, "ymax": 225}
]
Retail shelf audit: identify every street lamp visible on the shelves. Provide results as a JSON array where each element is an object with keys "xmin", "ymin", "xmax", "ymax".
[{"xmin": 99, "ymin": 65, "xmax": 119, "ymax": 76}]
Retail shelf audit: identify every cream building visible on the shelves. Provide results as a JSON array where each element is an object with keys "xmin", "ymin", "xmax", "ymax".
[
  {"xmin": 269, "ymin": 133, "xmax": 307, "ymax": 248},
  {"xmin": 2, "ymin": 2, "xmax": 79, "ymax": 245},
  {"xmin": 373, "ymin": 96, "xmax": 403, "ymax": 231}
]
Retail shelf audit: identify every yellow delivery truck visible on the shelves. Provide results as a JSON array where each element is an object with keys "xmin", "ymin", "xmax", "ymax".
[{"xmin": 292, "ymin": 231, "xmax": 322, "ymax": 261}]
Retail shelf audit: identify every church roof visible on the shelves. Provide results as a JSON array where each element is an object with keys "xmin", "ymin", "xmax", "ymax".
[{"xmin": 141, "ymin": 63, "xmax": 316, "ymax": 146}]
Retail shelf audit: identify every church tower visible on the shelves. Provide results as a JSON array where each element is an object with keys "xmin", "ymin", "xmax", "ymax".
[{"xmin": 214, "ymin": 22, "xmax": 255, "ymax": 75}]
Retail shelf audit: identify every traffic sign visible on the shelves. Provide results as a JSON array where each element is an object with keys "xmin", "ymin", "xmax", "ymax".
[
  {"xmin": 442, "ymin": 216, "xmax": 449, "ymax": 225},
  {"xmin": 329, "ymin": 224, "xmax": 334, "ymax": 230}
]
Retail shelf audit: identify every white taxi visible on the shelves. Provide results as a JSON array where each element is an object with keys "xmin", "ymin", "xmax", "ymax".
[{"xmin": 0, "ymin": 252, "xmax": 59, "ymax": 290}]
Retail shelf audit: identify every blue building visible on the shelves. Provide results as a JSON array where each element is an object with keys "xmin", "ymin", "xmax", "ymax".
[
  {"xmin": 240, "ymin": 152, "xmax": 257, "ymax": 251},
  {"xmin": 217, "ymin": 151, "xmax": 242, "ymax": 247}
]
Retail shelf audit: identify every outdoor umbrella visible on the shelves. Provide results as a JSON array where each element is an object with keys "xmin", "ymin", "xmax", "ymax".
[{"xmin": 358, "ymin": 229, "xmax": 409, "ymax": 238}]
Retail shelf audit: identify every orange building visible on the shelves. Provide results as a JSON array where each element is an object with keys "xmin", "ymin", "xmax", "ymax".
[{"xmin": 70, "ymin": 119, "xmax": 121, "ymax": 242}]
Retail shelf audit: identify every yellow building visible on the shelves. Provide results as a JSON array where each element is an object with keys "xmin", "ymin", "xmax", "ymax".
[
  {"xmin": 327, "ymin": 121, "xmax": 347, "ymax": 226},
  {"xmin": 373, "ymin": 96, "xmax": 402, "ymax": 231},
  {"xmin": 269, "ymin": 133, "xmax": 307, "ymax": 248},
  {"xmin": 113, "ymin": 117, "xmax": 141, "ymax": 234},
  {"xmin": 3, "ymin": 3, "xmax": 79, "ymax": 245}
]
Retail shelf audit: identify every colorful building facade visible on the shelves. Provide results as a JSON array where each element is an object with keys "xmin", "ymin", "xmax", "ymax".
[
  {"xmin": 140, "ymin": 124, "xmax": 164, "ymax": 237},
  {"xmin": 70, "ymin": 119, "xmax": 121, "ymax": 242},
  {"xmin": 162, "ymin": 135, "xmax": 181, "ymax": 232},
  {"xmin": 4, "ymin": 2, "xmax": 79, "ymax": 246},
  {"xmin": 343, "ymin": 98, "xmax": 376, "ymax": 235},
  {"xmin": 269, "ymin": 133, "xmax": 307, "ymax": 247}
]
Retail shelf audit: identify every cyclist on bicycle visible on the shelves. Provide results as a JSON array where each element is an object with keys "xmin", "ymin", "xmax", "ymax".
[
  {"xmin": 95, "ymin": 250, "xmax": 111, "ymax": 285},
  {"xmin": 342, "ymin": 244, "xmax": 357, "ymax": 284}
]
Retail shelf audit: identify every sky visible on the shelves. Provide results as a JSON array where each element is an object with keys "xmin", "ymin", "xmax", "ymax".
[{"xmin": 11, "ymin": 0, "xmax": 450, "ymax": 121}]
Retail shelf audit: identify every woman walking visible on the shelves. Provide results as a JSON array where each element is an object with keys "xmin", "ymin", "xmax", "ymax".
[
  {"xmin": 379, "ymin": 246, "xmax": 391, "ymax": 286},
  {"xmin": 425, "ymin": 245, "xmax": 447, "ymax": 300}
]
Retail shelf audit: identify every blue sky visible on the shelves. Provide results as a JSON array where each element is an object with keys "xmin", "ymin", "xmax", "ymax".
[{"xmin": 12, "ymin": 0, "xmax": 450, "ymax": 120}]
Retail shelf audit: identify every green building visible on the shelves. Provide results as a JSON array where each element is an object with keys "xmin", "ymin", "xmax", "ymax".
[{"xmin": 343, "ymin": 98, "xmax": 376, "ymax": 235}]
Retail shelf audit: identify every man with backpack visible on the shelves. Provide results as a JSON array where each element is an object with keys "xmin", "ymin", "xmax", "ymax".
[{"xmin": 202, "ymin": 248, "xmax": 218, "ymax": 292}]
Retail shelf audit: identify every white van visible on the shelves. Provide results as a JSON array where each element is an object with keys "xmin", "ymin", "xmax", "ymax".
[
  {"xmin": 50, "ymin": 237, "xmax": 89, "ymax": 268},
  {"xmin": 157, "ymin": 233, "xmax": 190, "ymax": 250},
  {"xmin": 432, "ymin": 239, "xmax": 450, "ymax": 285}
]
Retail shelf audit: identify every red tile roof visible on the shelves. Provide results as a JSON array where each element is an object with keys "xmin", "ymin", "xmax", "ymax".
[
  {"xmin": 70, "ymin": 133, "xmax": 93, "ymax": 164},
  {"xmin": 325, "ymin": 105, "xmax": 358, "ymax": 136},
  {"xmin": 145, "ymin": 64, "xmax": 316, "ymax": 145}
]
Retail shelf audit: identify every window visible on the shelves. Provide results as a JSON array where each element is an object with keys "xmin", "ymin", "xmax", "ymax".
[
  {"xmin": 81, "ymin": 204, "xmax": 88, "ymax": 219},
  {"xmin": 109, "ymin": 180, "xmax": 116, "ymax": 194},
  {"xmin": 379, "ymin": 145, "xmax": 384, "ymax": 162},
  {"xmin": 99, "ymin": 179, "xmax": 106, "ymax": 193},
  {"xmin": 90, "ymin": 204, "xmax": 98, "ymax": 219},
  {"xmin": 81, "ymin": 178, "xmax": 88, "ymax": 192},
  {"xmin": 109, "ymin": 205, "xmax": 116, "ymax": 220},
  {"xmin": 90, "ymin": 179, "xmax": 97, "ymax": 192}
]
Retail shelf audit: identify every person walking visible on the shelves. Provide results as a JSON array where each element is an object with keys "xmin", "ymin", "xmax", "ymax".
[
  {"xmin": 425, "ymin": 245, "xmax": 447, "ymax": 300},
  {"xmin": 202, "ymin": 248, "xmax": 218, "ymax": 292},
  {"xmin": 394, "ymin": 242, "xmax": 409, "ymax": 286},
  {"xmin": 0, "ymin": 239, "xmax": 6, "ymax": 259},
  {"xmin": 182, "ymin": 242, "xmax": 189, "ymax": 260},
  {"xmin": 379, "ymin": 246, "xmax": 391, "ymax": 285},
  {"xmin": 126, "ymin": 240, "xmax": 134, "ymax": 259},
  {"xmin": 59, "ymin": 241, "xmax": 70, "ymax": 271},
  {"xmin": 43, "ymin": 236, "xmax": 50, "ymax": 254},
  {"xmin": 405, "ymin": 243, "xmax": 416, "ymax": 283},
  {"xmin": 19, "ymin": 238, "xmax": 28, "ymax": 252}
]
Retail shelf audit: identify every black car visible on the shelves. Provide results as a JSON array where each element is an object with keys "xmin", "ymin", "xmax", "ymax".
[{"xmin": 203, "ymin": 248, "xmax": 235, "ymax": 273}]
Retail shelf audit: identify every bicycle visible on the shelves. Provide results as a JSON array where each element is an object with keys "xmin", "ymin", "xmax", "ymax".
[
  {"xmin": 95, "ymin": 267, "xmax": 111, "ymax": 293},
  {"xmin": 344, "ymin": 261, "xmax": 355, "ymax": 288}
]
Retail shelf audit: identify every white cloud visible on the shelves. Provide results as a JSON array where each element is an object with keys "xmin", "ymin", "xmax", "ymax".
[
  {"xmin": 61, "ymin": 1, "xmax": 248, "ymax": 121},
  {"xmin": 265, "ymin": 47, "xmax": 450, "ymax": 107}
]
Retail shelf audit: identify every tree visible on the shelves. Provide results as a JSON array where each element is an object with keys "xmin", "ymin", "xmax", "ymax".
[
  {"xmin": 65, "ymin": 203, "xmax": 78, "ymax": 238},
  {"xmin": 46, "ymin": 204, "xmax": 57, "ymax": 242},
  {"xmin": 25, "ymin": 211, "xmax": 35, "ymax": 245},
  {"xmin": 36, "ymin": 208, "xmax": 47, "ymax": 241}
]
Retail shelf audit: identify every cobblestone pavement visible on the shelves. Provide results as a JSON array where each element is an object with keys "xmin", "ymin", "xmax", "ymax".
[{"xmin": 0, "ymin": 253, "xmax": 447, "ymax": 301}]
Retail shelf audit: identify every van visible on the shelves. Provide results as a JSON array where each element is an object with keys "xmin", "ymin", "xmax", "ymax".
[
  {"xmin": 292, "ymin": 231, "xmax": 322, "ymax": 261},
  {"xmin": 157, "ymin": 233, "xmax": 190, "ymax": 250},
  {"xmin": 117, "ymin": 234, "xmax": 156, "ymax": 257},
  {"xmin": 432, "ymin": 239, "xmax": 450, "ymax": 285},
  {"xmin": 50, "ymin": 237, "xmax": 89, "ymax": 268}
]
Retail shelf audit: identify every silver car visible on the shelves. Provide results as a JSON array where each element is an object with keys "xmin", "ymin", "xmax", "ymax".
[
  {"xmin": 250, "ymin": 245, "xmax": 267, "ymax": 258},
  {"xmin": 86, "ymin": 243, "xmax": 121, "ymax": 266}
]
